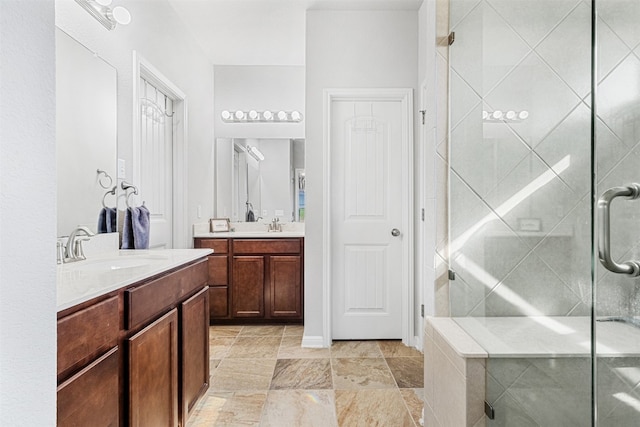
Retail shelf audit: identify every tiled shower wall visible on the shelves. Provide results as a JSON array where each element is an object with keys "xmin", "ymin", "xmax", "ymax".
[{"xmin": 447, "ymin": 0, "xmax": 640, "ymax": 318}]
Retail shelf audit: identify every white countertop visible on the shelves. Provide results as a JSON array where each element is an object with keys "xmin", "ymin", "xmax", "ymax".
[
  {"xmin": 192, "ymin": 221, "xmax": 305, "ymax": 239},
  {"xmin": 453, "ymin": 316, "xmax": 640, "ymax": 358},
  {"xmin": 57, "ymin": 249, "xmax": 212, "ymax": 312},
  {"xmin": 194, "ymin": 230, "xmax": 305, "ymax": 238}
]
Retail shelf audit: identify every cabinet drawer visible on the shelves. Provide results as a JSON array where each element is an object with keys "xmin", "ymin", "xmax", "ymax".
[
  {"xmin": 208, "ymin": 255, "xmax": 228, "ymax": 285},
  {"xmin": 233, "ymin": 239, "xmax": 301, "ymax": 254},
  {"xmin": 57, "ymin": 346, "xmax": 119, "ymax": 427},
  {"xmin": 126, "ymin": 258, "xmax": 208, "ymax": 330},
  {"xmin": 57, "ymin": 295, "xmax": 119, "ymax": 380},
  {"xmin": 195, "ymin": 238, "xmax": 229, "ymax": 253}
]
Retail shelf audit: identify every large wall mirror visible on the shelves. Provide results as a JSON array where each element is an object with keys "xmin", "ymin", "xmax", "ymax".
[
  {"xmin": 215, "ymin": 138, "xmax": 305, "ymax": 222},
  {"xmin": 56, "ymin": 28, "xmax": 117, "ymax": 236}
]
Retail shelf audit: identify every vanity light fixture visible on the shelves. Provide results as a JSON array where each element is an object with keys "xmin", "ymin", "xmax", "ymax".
[
  {"xmin": 482, "ymin": 109, "xmax": 530, "ymax": 123},
  {"xmin": 246, "ymin": 145, "xmax": 265, "ymax": 162},
  {"xmin": 74, "ymin": 0, "xmax": 131, "ymax": 31},
  {"xmin": 220, "ymin": 109, "xmax": 303, "ymax": 123}
]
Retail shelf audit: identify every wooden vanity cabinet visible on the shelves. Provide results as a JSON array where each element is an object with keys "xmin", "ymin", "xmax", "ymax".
[
  {"xmin": 57, "ymin": 258, "xmax": 210, "ymax": 427},
  {"xmin": 195, "ymin": 237, "xmax": 303, "ymax": 323}
]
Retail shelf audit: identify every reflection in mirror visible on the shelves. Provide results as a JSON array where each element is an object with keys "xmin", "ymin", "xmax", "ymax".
[
  {"xmin": 215, "ymin": 138, "xmax": 305, "ymax": 222},
  {"xmin": 56, "ymin": 28, "xmax": 117, "ymax": 236}
]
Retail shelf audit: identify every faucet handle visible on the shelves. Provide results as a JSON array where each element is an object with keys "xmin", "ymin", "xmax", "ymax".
[{"xmin": 74, "ymin": 237, "xmax": 91, "ymax": 260}]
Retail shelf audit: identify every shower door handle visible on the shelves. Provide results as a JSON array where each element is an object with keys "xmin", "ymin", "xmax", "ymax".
[{"xmin": 597, "ymin": 183, "xmax": 640, "ymax": 276}]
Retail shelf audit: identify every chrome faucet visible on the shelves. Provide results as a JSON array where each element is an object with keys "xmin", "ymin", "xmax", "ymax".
[
  {"xmin": 64, "ymin": 226, "xmax": 95, "ymax": 262},
  {"xmin": 269, "ymin": 217, "xmax": 281, "ymax": 232}
]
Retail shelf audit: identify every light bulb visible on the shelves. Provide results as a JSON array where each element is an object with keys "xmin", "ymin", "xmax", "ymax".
[
  {"xmin": 234, "ymin": 110, "xmax": 245, "ymax": 120},
  {"xmin": 221, "ymin": 110, "xmax": 231, "ymax": 121},
  {"xmin": 277, "ymin": 111, "xmax": 287, "ymax": 121},
  {"xmin": 248, "ymin": 110, "xmax": 259, "ymax": 120},
  {"xmin": 492, "ymin": 110, "xmax": 503, "ymax": 120},
  {"xmin": 262, "ymin": 111, "xmax": 273, "ymax": 120},
  {"xmin": 482, "ymin": 111, "xmax": 489, "ymax": 120},
  {"xmin": 112, "ymin": 6, "xmax": 131, "ymax": 25},
  {"xmin": 291, "ymin": 111, "xmax": 302, "ymax": 121},
  {"xmin": 505, "ymin": 111, "xmax": 516, "ymax": 120},
  {"xmin": 518, "ymin": 111, "xmax": 529, "ymax": 120}
]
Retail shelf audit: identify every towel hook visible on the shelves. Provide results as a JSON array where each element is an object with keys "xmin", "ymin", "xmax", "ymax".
[
  {"xmin": 97, "ymin": 169, "xmax": 113, "ymax": 189},
  {"xmin": 101, "ymin": 185, "xmax": 117, "ymax": 208}
]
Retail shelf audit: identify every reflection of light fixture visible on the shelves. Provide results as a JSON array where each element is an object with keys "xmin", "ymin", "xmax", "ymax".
[
  {"xmin": 74, "ymin": 0, "xmax": 131, "ymax": 30},
  {"xmin": 246, "ymin": 145, "xmax": 265, "ymax": 161},
  {"xmin": 220, "ymin": 109, "xmax": 303, "ymax": 123},
  {"xmin": 482, "ymin": 109, "xmax": 530, "ymax": 123}
]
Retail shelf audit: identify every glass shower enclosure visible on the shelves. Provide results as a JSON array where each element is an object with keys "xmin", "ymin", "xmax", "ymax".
[{"xmin": 445, "ymin": 0, "xmax": 640, "ymax": 424}]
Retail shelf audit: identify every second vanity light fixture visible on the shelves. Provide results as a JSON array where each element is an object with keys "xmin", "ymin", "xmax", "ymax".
[
  {"xmin": 74, "ymin": 0, "xmax": 131, "ymax": 31},
  {"xmin": 221, "ymin": 110, "xmax": 303, "ymax": 123}
]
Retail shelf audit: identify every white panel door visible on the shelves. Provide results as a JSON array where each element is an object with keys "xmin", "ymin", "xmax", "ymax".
[
  {"xmin": 331, "ymin": 99, "xmax": 405, "ymax": 339},
  {"xmin": 139, "ymin": 78, "xmax": 173, "ymax": 249}
]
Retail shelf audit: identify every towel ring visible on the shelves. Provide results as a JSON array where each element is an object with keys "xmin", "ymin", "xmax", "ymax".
[
  {"xmin": 102, "ymin": 185, "xmax": 117, "ymax": 208},
  {"xmin": 121, "ymin": 181, "xmax": 139, "ymax": 208},
  {"xmin": 97, "ymin": 169, "xmax": 113, "ymax": 189}
]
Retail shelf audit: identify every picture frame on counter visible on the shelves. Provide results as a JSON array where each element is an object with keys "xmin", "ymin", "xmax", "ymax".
[{"xmin": 210, "ymin": 218, "xmax": 230, "ymax": 233}]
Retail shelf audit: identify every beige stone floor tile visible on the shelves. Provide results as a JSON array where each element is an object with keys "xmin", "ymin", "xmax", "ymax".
[
  {"xmin": 186, "ymin": 391, "xmax": 267, "ymax": 427},
  {"xmin": 226, "ymin": 336, "xmax": 281, "ymax": 359},
  {"xmin": 335, "ymin": 389, "xmax": 415, "ymax": 427},
  {"xmin": 331, "ymin": 341, "xmax": 383, "ymax": 358},
  {"xmin": 238, "ymin": 325, "xmax": 285, "ymax": 337},
  {"xmin": 260, "ymin": 390, "xmax": 338, "ymax": 427},
  {"xmin": 283, "ymin": 324, "xmax": 305, "ymax": 336},
  {"xmin": 210, "ymin": 337, "xmax": 236, "ymax": 359},
  {"xmin": 400, "ymin": 388, "xmax": 424, "ymax": 427},
  {"xmin": 386, "ymin": 357, "xmax": 424, "ymax": 388},
  {"xmin": 278, "ymin": 335, "xmax": 330, "ymax": 359},
  {"xmin": 378, "ymin": 340, "xmax": 423, "ymax": 358},
  {"xmin": 270, "ymin": 358, "xmax": 333, "ymax": 390},
  {"xmin": 331, "ymin": 357, "xmax": 396, "ymax": 390},
  {"xmin": 210, "ymin": 358, "xmax": 276, "ymax": 391},
  {"xmin": 209, "ymin": 325, "xmax": 243, "ymax": 338}
]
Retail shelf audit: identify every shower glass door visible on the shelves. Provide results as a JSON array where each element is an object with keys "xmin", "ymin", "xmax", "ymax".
[
  {"xmin": 446, "ymin": 0, "xmax": 640, "ymax": 424},
  {"xmin": 594, "ymin": 0, "xmax": 640, "ymax": 424}
]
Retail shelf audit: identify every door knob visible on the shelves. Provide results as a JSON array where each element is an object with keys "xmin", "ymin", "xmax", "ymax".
[{"xmin": 391, "ymin": 228, "xmax": 401, "ymax": 237}]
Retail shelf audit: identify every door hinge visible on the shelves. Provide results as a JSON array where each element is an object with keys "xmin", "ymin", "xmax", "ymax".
[
  {"xmin": 485, "ymin": 401, "xmax": 495, "ymax": 420},
  {"xmin": 448, "ymin": 32, "xmax": 455, "ymax": 46},
  {"xmin": 419, "ymin": 109, "xmax": 426, "ymax": 125},
  {"xmin": 421, "ymin": 208, "xmax": 425, "ymax": 221},
  {"xmin": 420, "ymin": 304, "xmax": 424, "ymax": 317},
  {"xmin": 448, "ymin": 269, "xmax": 456, "ymax": 280}
]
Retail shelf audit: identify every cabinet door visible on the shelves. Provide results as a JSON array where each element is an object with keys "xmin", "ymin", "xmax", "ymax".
[
  {"xmin": 57, "ymin": 346, "xmax": 119, "ymax": 427},
  {"xmin": 129, "ymin": 309, "xmax": 179, "ymax": 427},
  {"xmin": 269, "ymin": 255, "xmax": 302, "ymax": 318},
  {"xmin": 232, "ymin": 256, "xmax": 265, "ymax": 317},
  {"xmin": 180, "ymin": 287, "xmax": 210, "ymax": 425}
]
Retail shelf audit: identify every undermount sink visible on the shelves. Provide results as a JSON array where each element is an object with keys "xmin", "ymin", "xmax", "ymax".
[{"xmin": 65, "ymin": 254, "xmax": 168, "ymax": 272}]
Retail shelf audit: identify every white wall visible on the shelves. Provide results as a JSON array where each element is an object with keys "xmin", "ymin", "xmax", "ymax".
[
  {"xmin": 305, "ymin": 10, "xmax": 419, "ymax": 343},
  {"xmin": 0, "ymin": 0, "xmax": 57, "ymax": 424},
  {"xmin": 214, "ymin": 65, "xmax": 305, "ymax": 139},
  {"xmin": 56, "ymin": 0, "xmax": 216, "ymax": 245}
]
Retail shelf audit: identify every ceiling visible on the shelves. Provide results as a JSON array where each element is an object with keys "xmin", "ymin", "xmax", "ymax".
[{"xmin": 165, "ymin": 0, "xmax": 423, "ymax": 66}]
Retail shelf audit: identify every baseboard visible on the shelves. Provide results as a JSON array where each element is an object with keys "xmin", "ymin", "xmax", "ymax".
[
  {"xmin": 414, "ymin": 335, "xmax": 424, "ymax": 352},
  {"xmin": 301, "ymin": 335, "xmax": 326, "ymax": 348}
]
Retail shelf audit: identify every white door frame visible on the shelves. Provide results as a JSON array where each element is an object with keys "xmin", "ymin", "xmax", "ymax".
[
  {"xmin": 322, "ymin": 88, "xmax": 414, "ymax": 347},
  {"xmin": 132, "ymin": 52, "xmax": 188, "ymax": 249}
]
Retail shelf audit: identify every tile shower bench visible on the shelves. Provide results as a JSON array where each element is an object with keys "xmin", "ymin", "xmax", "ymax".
[{"xmin": 424, "ymin": 316, "xmax": 640, "ymax": 426}]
